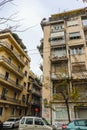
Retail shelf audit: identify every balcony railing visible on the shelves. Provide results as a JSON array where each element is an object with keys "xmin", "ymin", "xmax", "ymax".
[
  {"xmin": 0, "ymin": 73, "xmax": 23, "ymax": 91},
  {"xmin": 51, "ymin": 73, "xmax": 69, "ymax": 80},
  {"xmin": 0, "ymin": 94, "xmax": 21, "ymax": 104},
  {"xmin": 50, "ymin": 39, "xmax": 65, "ymax": 47},
  {"xmin": 72, "ymin": 70, "xmax": 87, "ymax": 79},
  {"xmin": 0, "ymin": 56, "xmax": 24, "ymax": 77},
  {"xmin": 50, "ymin": 56, "xmax": 68, "ymax": 63},
  {"xmin": 0, "ymin": 41, "xmax": 25, "ymax": 66},
  {"xmin": 32, "ymin": 88, "xmax": 42, "ymax": 97},
  {"xmin": 31, "ymin": 99, "xmax": 41, "ymax": 105}
]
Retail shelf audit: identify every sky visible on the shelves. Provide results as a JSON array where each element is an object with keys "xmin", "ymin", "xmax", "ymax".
[{"xmin": 0, "ymin": 0, "xmax": 87, "ymax": 77}]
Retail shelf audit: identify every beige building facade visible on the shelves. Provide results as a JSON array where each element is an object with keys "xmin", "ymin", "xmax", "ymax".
[
  {"xmin": 0, "ymin": 30, "xmax": 42, "ymax": 121},
  {"xmin": 40, "ymin": 7, "xmax": 87, "ymax": 124}
]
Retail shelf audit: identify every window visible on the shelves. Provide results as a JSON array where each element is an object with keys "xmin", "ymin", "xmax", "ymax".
[
  {"xmin": 67, "ymin": 20, "xmax": 78, "ymax": 27},
  {"xmin": 25, "ymin": 60, "xmax": 28, "ymax": 65},
  {"xmin": 8, "ymin": 57, "xmax": 11, "ymax": 64},
  {"xmin": 1, "ymin": 88, "xmax": 8, "ymax": 99},
  {"xmin": 0, "ymin": 107, "xmax": 3, "ymax": 116},
  {"xmin": 20, "ymin": 118, "xmax": 25, "ymax": 124},
  {"xmin": 24, "ymin": 82, "xmax": 26, "ymax": 87},
  {"xmin": 50, "ymin": 37, "xmax": 64, "ymax": 42},
  {"xmin": 22, "ymin": 95, "xmax": 26, "ymax": 102},
  {"xmin": 69, "ymin": 32, "xmax": 81, "ymax": 40},
  {"xmin": 51, "ymin": 24, "xmax": 64, "ymax": 32},
  {"xmin": 18, "ymin": 66, "xmax": 20, "ymax": 71},
  {"xmin": 16, "ymin": 78, "xmax": 19, "ymax": 85},
  {"xmin": 14, "ymin": 92, "xmax": 17, "ymax": 100},
  {"xmin": 75, "ymin": 120, "xmax": 87, "ymax": 126},
  {"xmin": 10, "ymin": 45, "xmax": 13, "ymax": 50},
  {"xmin": 70, "ymin": 46, "xmax": 83, "ymax": 55},
  {"xmin": 11, "ymin": 108, "xmax": 15, "ymax": 115},
  {"xmin": 5, "ymin": 72, "xmax": 9, "ymax": 80},
  {"xmin": 19, "ymin": 109, "xmax": 22, "ymax": 115},
  {"xmin": 55, "ymin": 107, "xmax": 68, "ymax": 120},
  {"xmin": 25, "ymin": 118, "xmax": 33, "ymax": 124},
  {"xmin": 35, "ymin": 118, "xmax": 44, "ymax": 125},
  {"xmin": 25, "ymin": 71, "xmax": 27, "ymax": 77}
]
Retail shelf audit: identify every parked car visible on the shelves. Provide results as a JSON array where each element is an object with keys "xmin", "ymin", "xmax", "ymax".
[
  {"xmin": 54, "ymin": 122, "xmax": 63, "ymax": 129},
  {"xmin": 3, "ymin": 117, "xmax": 20, "ymax": 128},
  {"xmin": 19, "ymin": 116, "xmax": 57, "ymax": 130},
  {"xmin": 62, "ymin": 119, "xmax": 87, "ymax": 130}
]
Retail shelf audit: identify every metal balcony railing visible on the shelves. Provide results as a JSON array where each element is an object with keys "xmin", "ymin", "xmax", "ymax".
[
  {"xmin": 0, "ymin": 94, "xmax": 21, "ymax": 104},
  {"xmin": 0, "ymin": 56, "xmax": 24, "ymax": 77},
  {"xmin": 51, "ymin": 72, "xmax": 69, "ymax": 80},
  {"xmin": 31, "ymin": 100, "xmax": 41, "ymax": 105},
  {"xmin": 0, "ymin": 73, "xmax": 23, "ymax": 90},
  {"xmin": 32, "ymin": 88, "xmax": 41, "ymax": 97},
  {"xmin": 51, "ymin": 55, "xmax": 68, "ymax": 63},
  {"xmin": 0, "ymin": 41, "xmax": 25, "ymax": 66}
]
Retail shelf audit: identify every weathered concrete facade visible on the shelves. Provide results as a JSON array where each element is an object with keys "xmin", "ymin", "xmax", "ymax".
[{"xmin": 40, "ymin": 7, "xmax": 87, "ymax": 124}]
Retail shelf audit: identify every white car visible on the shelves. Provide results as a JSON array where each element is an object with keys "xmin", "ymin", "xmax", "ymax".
[
  {"xmin": 3, "ymin": 117, "xmax": 20, "ymax": 128},
  {"xmin": 19, "ymin": 116, "xmax": 57, "ymax": 130}
]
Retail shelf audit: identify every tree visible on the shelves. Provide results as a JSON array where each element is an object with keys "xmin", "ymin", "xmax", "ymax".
[{"xmin": 51, "ymin": 79, "xmax": 80, "ymax": 123}]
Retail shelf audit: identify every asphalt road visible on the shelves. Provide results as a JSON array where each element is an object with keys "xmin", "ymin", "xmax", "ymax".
[{"xmin": 3, "ymin": 128, "xmax": 18, "ymax": 130}]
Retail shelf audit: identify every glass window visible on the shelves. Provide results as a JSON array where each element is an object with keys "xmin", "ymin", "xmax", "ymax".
[
  {"xmin": 11, "ymin": 108, "xmax": 15, "ymax": 115},
  {"xmin": 55, "ymin": 107, "xmax": 68, "ymax": 120},
  {"xmin": 0, "ymin": 107, "xmax": 3, "ymax": 116},
  {"xmin": 75, "ymin": 120, "xmax": 87, "ymax": 126},
  {"xmin": 25, "ymin": 118, "xmax": 33, "ymax": 124},
  {"xmin": 21, "ymin": 118, "xmax": 25, "ymax": 124},
  {"xmin": 35, "ymin": 118, "xmax": 44, "ymax": 125},
  {"xmin": 69, "ymin": 32, "xmax": 81, "ymax": 40},
  {"xmin": 5, "ymin": 72, "xmax": 9, "ymax": 80},
  {"xmin": 70, "ymin": 46, "xmax": 83, "ymax": 55}
]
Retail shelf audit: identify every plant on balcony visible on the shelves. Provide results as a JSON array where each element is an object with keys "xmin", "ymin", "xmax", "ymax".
[{"xmin": 12, "ymin": 33, "xmax": 26, "ymax": 50}]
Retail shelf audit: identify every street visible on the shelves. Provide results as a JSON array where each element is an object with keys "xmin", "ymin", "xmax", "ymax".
[{"xmin": 3, "ymin": 128, "xmax": 18, "ymax": 130}]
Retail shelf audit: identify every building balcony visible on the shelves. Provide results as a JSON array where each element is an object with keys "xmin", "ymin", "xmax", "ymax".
[
  {"xmin": 51, "ymin": 73, "xmax": 69, "ymax": 80},
  {"xmin": 72, "ymin": 70, "xmax": 87, "ymax": 80},
  {"xmin": 50, "ymin": 39, "xmax": 66, "ymax": 47},
  {"xmin": 50, "ymin": 56, "xmax": 68, "ymax": 63},
  {"xmin": 0, "ymin": 56, "xmax": 24, "ymax": 78},
  {"xmin": 0, "ymin": 73, "xmax": 23, "ymax": 91},
  {"xmin": 32, "ymin": 89, "xmax": 42, "ymax": 97},
  {"xmin": 31, "ymin": 100, "xmax": 41, "ymax": 106},
  {"xmin": 0, "ymin": 94, "xmax": 21, "ymax": 105},
  {"xmin": 0, "ymin": 41, "xmax": 25, "ymax": 66},
  {"xmin": 37, "ymin": 39, "xmax": 43, "ymax": 57}
]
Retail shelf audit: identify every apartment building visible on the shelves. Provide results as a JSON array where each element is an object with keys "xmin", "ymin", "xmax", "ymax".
[
  {"xmin": 0, "ymin": 30, "xmax": 42, "ymax": 121},
  {"xmin": 28, "ymin": 71, "xmax": 42, "ymax": 117},
  {"xmin": 39, "ymin": 7, "xmax": 87, "ymax": 124}
]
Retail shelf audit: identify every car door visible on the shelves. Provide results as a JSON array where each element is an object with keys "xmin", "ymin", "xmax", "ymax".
[
  {"xmin": 34, "ymin": 118, "xmax": 52, "ymax": 130},
  {"xmin": 34, "ymin": 118, "xmax": 45, "ymax": 130},
  {"xmin": 74, "ymin": 120, "xmax": 87, "ymax": 130},
  {"xmin": 24, "ymin": 117, "xmax": 34, "ymax": 130},
  {"xmin": 15, "ymin": 118, "xmax": 20, "ymax": 127}
]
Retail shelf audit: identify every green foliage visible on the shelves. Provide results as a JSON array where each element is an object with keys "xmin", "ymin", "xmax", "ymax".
[
  {"xmin": 12, "ymin": 33, "xmax": 26, "ymax": 50},
  {"xmin": 53, "ymin": 79, "xmax": 80, "ymax": 102}
]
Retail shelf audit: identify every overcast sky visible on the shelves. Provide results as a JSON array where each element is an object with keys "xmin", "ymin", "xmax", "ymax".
[{"xmin": 1, "ymin": 0, "xmax": 87, "ymax": 77}]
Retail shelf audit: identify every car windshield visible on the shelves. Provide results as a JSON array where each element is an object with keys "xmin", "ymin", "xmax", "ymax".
[
  {"xmin": 7, "ymin": 119, "xmax": 16, "ymax": 121},
  {"xmin": 42, "ymin": 118, "xmax": 50, "ymax": 125}
]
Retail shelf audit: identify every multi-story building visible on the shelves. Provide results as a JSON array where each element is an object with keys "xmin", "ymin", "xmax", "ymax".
[
  {"xmin": 39, "ymin": 7, "xmax": 87, "ymax": 124},
  {"xmin": 0, "ymin": 29, "xmax": 42, "ymax": 121},
  {"xmin": 28, "ymin": 71, "xmax": 42, "ymax": 117}
]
